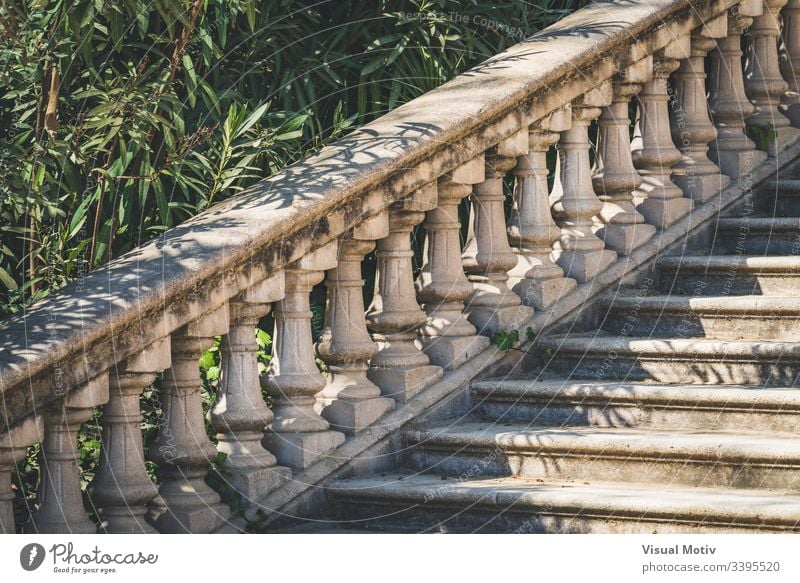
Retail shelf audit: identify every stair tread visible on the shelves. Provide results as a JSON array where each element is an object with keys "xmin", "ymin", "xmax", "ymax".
[
  {"xmin": 472, "ymin": 379, "xmax": 800, "ymax": 408},
  {"xmin": 716, "ymin": 217, "xmax": 800, "ymax": 230},
  {"xmin": 603, "ymin": 294, "xmax": 800, "ymax": 312},
  {"xmin": 330, "ymin": 472, "xmax": 800, "ymax": 525},
  {"xmin": 658, "ymin": 255, "xmax": 800, "ymax": 271},
  {"xmin": 407, "ymin": 422, "xmax": 800, "ymax": 459},
  {"xmin": 542, "ymin": 333, "xmax": 800, "ymax": 356}
]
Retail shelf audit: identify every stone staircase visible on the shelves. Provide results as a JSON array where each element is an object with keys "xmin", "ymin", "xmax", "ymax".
[
  {"xmin": 325, "ymin": 179, "xmax": 800, "ymax": 533},
  {"xmin": 6, "ymin": 0, "xmax": 800, "ymax": 535}
]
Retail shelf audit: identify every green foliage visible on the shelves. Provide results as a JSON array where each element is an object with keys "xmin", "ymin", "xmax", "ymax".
[
  {"xmin": 493, "ymin": 328, "xmax": 520, "ymax": 351},
  {"xmin": 0, "ymin": 0, "xmax": 589, "ymax": 316},
  {"xmin": 746, "ymin": 124, "xmax": 779, "ymax": 151},
  {"xmin": 2, "ymin": 0, "xmax": 590, "ymax": 529},
  {"xmin": 525, "ymin": 327, "xmax": 536, "ymax": 343}
]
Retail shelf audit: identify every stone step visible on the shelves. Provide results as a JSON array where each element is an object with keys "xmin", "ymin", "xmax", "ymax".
[
  {"xmin": 404, "ymin": 422, "xmax": 800, "ymax": 490},
  {"xmin": 758, "ymin": 178, "xmax": 800, "ymax": 216},
  {"xmin": 536, "ymin": 334, "xmax": 800, "ymax": 385},
  {"xmin": 598, "ymin": 294, "xmax": 800, "ymax": 340},
  {"xmin": 470, "ymin": 379, "xmax": 800, "ymax": 432},
  {"xmin": 327, "ymin": 472, "xmax": 800, "ymax": 533},
  {"xmin": 712, "ymin": 217, "xmax": 800, "ymax": 255},
  {"xmin": 656, "ymin": 255, "xmax": 800, "ymax": 295}
]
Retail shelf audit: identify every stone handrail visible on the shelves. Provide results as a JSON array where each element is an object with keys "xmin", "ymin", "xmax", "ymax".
[{"xmin": 1, "ymin": 0, "xmax": 795, "ymax": 533}]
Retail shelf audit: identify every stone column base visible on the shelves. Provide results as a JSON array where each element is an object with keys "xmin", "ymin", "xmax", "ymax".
[
  {"xmin": 466, "ymin": 304, "xmax": 534, "ymax": 336},
  {"xmin": 673, "ymin": 172, "xmax": 731, "ymax": 202},
  {"xmin": 154, "ymin": 496, "xmax": 232, "ymax": 534},
  {"xmin": 322, "ymin": 396, "xmax": 394, "ymax": 435},
  {"xmin": 594, "ymin": 222, "xmax": 656, "ymax": 256},
  {"xmin": 710, "ymin": 148, "xmax": 768, "ymax": 179},
  {"xmin": 635, "ymin": 197, "xmax": 693, "ymax": 230},
  {"xmin": 554, "ymin": 248, "xmax": 617, "ymax": 283},
  {"xmin": 99, "ymin": 508, "xmax": 158, "ymax": 534},
  {"xmin": 421, "ymin": 334, "xmax": 490, "ymax": 370},
  {"xmin": 263, "ymin": 430, "xmax": 345, "ymax": 470},
  {"xmin": 215, "ymin": 464, "xmax": 291, "ymax": 504},
  {"xmin": 367, "ymin": 365, "xmax": 443, "ymax": 403},
  {"xmin": 512, "ymin": 276, "xmax": 577, "ymax": 310}
]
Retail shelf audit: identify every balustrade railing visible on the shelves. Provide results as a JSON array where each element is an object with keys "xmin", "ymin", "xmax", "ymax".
[{"xmin": 1, "ymin": 0, "xmax": 798, "ymax": 533}]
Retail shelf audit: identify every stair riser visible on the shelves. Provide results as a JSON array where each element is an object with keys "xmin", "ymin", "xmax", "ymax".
[
  {"xmin": 328, "ymin": 496, "xmax": 789, "ymax": 533},
  {"xmin": 473, "ymin": 400, "xmax": 800, "ymax": 433},
  {"xmin": 406, "ymin": 448, "xmax": 800, "ymax": 490},
  {"xmin": 600, "ymin": 310, "xmax": 800, "ymax": 340},
  {"xmin": 657, "ymin": 271, "xmax": 800, "ymax": 295},
  {"xmin": 756, "ymin": 191, "xmax": 800, "ymax": 217},
  {"xmin": 540, "ymin": 354, "xmax": 800, "ymax": 385},
  {"xmin": 712, "ymin": 233, "xmax": 800, "ymax": 255}
]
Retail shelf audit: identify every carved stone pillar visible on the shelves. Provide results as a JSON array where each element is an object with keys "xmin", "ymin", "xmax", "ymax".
[
  {"xmin": 92, "ymin": 337, "xmax": 170, "ymax": 533},
  {"xmin": 781, "ymin": 0, "xmax": 800, "ymax": 125},
  {"xmin": 367, "ymin": 184, "xmax": 443, "ymax": 402},
  {"xmin": 263, "ymin": 241, "xmax": 345, "ymax": 468},
  {"xmin": 671, "ymin": 17, "xmax": 731, "ymax": 201},
  {"xmin": 417, "ymin": 157, "xmax": 490, "ymax": 370},
  {"xmin": 745, "ymin": 0, "xmax": 800, "ymax": 155},
  {"xmin": 316, "ymin": 213, "xmax": 395, "ymax": 434},
  {"xmin": 212, "ymin": 272, "xmax": 290, "ymax": 499},
  {"xmin": 0, "ymin": 416, "xmax": 43, "ymax": 533},
  {"xmin": 553, "ymin": 83, "xmax": 617, "ymax": 282},
  {"xmin": 150, "ymin": 305, "xmax": 231, "ymax": 533},
  {"xmin": 710, "ymin": 1, "xmax": 769, "ymax": 177},
  {"xmin": 633, "ymin": 46, "xmax": 694, "ymax": 229},
  {"xmin": 509, "ymin": 107, "xmax": 577, "ymax": 308},
  {"xmin": 462, "ymin": 130, "xmax": 534, "ymax": 333},
  {"xmin": 31, "ymin": 376, "xmax": 108, "ymax": 533},
  {"xmin": 593, "ymin": 60, "xmax": 656, "ymax": 255}
]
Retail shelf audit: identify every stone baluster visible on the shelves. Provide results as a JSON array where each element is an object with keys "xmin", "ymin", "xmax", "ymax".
[
  {"xmin": 31, "ymin": 376, "xmax": 108, "ymax": 533},
  {"xmin": 462, "ymin": 131, "xmax": 534, "ymax": 333},
  {"xmin": 745, "ymin": 0, "xmax": 800, "ymax": 155},
  {"xmin": 417, "ymin": 157, "xmax": 490, "ymax": 370},
  {"xmin": 366, "ymin": 184, "xmax": 444, "ymax": 402},
  {"xmin": 781, "ymin": 0, "xmax": 800, "ymax": 125},
  {"xmin": 212, "ymin": 272, "xmax": 290, "ymax": 500},
  {"xmin": 92, "ymin": 337, "xmax": 170, "ymax": 533},
  {"xmin": 632, "ymin": 42, "xmax": 694, "ymax": 229},
  {"xmin": 149, "ymin": 305, "xmax": 231, "ymax": 533},
  {"xmin": 509, "ymin": 107, "xmax": 577, "ymax": 308},
  {"xmin": 0, "ymin": 416, "xmax": 43, "ymax": 533},
  {"xmin": 671, "ymin": 16, "xmax": 731, "ymax": 201},
  {"xmin": 316, "ymin": 213, "xmax": 395, "ymax": 434},
  {"xmin": 263, "ymin": 241, "xmax": 345, "ymax": 469},
  {"xmin": 593, "ymin": 59, "xmax": 656, "ymax": 255},
  {"xmin": 552, "ymin": 82, "xmax": 617, "ymax": 282},
  {"xmin": 709, "ymin": 1, "xmax": 769, "ymax": 177}
]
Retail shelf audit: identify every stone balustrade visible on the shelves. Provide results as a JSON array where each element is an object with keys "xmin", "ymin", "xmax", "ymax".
[{"xmin": 1, "ymin": 0, "xmax": 798, "ymax": 534}]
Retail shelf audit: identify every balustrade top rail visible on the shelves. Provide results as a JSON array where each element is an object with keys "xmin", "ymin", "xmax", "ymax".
[{"xmin": 0, "ymin": 0, "xmax": 735, "ymax": 432}]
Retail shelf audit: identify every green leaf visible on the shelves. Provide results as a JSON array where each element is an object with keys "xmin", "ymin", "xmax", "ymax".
[
  {"xmin": 234, "ymin": 102, "xmax": 270, "ymax": 139},
  {"xmin": 493, "ymin": 329, "xmax": 520, "ymax": 352},
  {"xmin": 0, "ymin": 267, "xmax": 18, "ymax": 291}
]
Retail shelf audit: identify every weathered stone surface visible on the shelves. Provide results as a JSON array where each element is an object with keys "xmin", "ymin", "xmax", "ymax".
[
  {"xmin": 464, "ymin": 132, "xmax": 534, "ymax": 333},
  {"xmin": 745, "ymin": 0, "xmax": 800, "ymax": 156},
  {"xmin": 317, "ymin": 214, "xmax": 394, "ymax": 434},
  {"xmin": 31, "ymin": 376, "xmax": 108, "ymax": 534},
  {"xmin": 0, "ymin": 416, "xmax": 43, "ymax": 533},
  {"xmin": 710, "ymin": 6, "xmax": 768, "ymax": 178},
  {"xmin": 367, "ymin": 190, "xmax": 444, "ymax": 403},
  {"xmin": 213, "ymin": 272, "xmax": 291, "ymax": 503},
  {"xmin": 0, "ymin": 0, "xmax": 744, "ymax": 436},
  {"xmin": 553, "ymin": 95, "xmax": 617, "ymax": 282}
]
